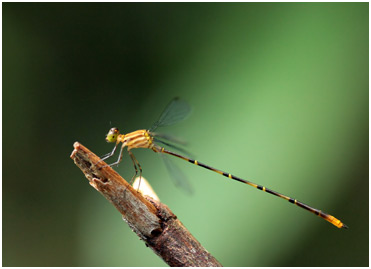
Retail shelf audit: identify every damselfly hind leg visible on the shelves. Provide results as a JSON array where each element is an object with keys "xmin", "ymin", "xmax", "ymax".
[{"xmin": 129, "ymin": 151, "xmax": 143, "ymax": 191}]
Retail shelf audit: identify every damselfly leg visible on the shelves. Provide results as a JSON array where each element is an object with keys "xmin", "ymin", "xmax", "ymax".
[
  {"xmin": 128, "ymin": 150, "xmax": 143, "ymax": 189},
  {"xmin": 98, "ymin": 144, "xmax": 118, "ymax": 162}
]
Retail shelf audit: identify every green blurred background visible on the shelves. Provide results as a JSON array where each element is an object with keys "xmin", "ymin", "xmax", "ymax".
[{"xmin": 3, "ymin": 3, "xmax": 368, "ymax": 267}]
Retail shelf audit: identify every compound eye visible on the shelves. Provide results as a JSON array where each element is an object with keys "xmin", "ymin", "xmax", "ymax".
[
  {"xmin": 106, "ymin": 127, "xmax": 120, "ymax": 143},
  {"xmin": 110, "ymin": 127, "xmax": 119, "ymax": 133}
]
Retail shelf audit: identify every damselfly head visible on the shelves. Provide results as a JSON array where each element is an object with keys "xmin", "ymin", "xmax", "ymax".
[{"xmin": 106, "ymin": 127, "xmax": 120, "ymax": 143}]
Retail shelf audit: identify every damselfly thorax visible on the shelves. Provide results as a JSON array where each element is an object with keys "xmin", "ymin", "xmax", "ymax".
[{"xmin": 106, "ymin": 129, "xmax": 162, "ymax": 152}]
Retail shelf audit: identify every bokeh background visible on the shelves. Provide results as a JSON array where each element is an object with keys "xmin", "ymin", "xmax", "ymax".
[{"xmin": 3, "ymin": 2, "xmax": 368, "ymax": 267}]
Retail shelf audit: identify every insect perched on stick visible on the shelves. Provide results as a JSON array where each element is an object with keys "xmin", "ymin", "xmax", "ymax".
[{"xmin": 98, "ymin": 97, "xmax": 348, "ymax": 229}]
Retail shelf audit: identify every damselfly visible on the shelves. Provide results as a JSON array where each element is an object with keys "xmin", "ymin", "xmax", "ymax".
[{"xmin": 99, "ymin": 97, "xmax": 347, "ymax": 229}]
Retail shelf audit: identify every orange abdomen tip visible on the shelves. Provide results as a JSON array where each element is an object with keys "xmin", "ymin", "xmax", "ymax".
[{"xmin": 328, "ymin": 215, "xmax": 348, "ymax": 229}]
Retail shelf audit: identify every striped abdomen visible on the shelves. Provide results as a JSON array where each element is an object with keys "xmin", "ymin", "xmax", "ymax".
[{"xmin": 159, "ymin": 147, "xmax": 347, "ymax": 229}]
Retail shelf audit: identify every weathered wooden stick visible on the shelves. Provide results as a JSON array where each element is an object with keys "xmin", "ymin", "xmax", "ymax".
[{"xmin": 70, "ymin": 142, "xmax": 222, "ymax": 267}]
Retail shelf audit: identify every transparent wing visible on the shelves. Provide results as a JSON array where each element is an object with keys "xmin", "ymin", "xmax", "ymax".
[
  {"xmin": 159, "ymin": 153, "xmax": 194, "ymax": 195},
  {"xmin": 149, "ymin": 97, "xmax": 192, "ymax": 132},
  {"xmin": 151, "ymin": 132, "xmax": 187, "ymax": 145},
  {"xmin": 153, "ymin": 136, "xmax": 195, "ymax": 159}
]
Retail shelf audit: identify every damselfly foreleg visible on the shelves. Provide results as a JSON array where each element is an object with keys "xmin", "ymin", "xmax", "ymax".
[{"xmin": 96, "ymin": 144, "xmax": 118, "ymax": 166}]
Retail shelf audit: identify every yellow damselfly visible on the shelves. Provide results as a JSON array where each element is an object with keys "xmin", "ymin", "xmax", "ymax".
[{"xmin": 98, "ymin": 97, "xmax": 347, "ymax": 229}]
